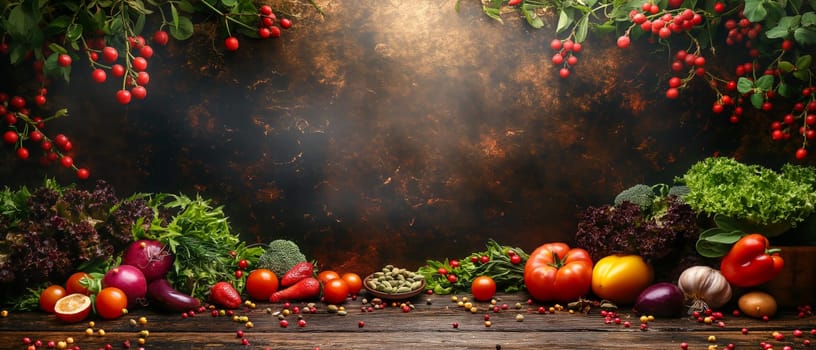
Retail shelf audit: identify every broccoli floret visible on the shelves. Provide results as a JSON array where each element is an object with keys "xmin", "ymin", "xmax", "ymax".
[
  {"xmin": 256, "ymin": 239, "xmax": 307, "ymax": 277},
  {"xmin": 614, "ymin": 184, "xmax": 656, "ymax": 212}
]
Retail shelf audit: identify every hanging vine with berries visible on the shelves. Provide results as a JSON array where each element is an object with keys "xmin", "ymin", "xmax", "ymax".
[
  {"xmin": 1, "ymin": 0, "xmax": 306, "ymax": 180},
  {"xmin": 466, "ymin": 0, "xmax": 816, "ymax": 160}
]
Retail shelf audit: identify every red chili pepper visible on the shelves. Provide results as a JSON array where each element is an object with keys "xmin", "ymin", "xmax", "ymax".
[
  {"xmin": 508, "ymin": 0, "xmax": 522, "ymax": 5},
  {"xmin": 720, "ymin": 233, "xmax": 784, "ymax": 288}
]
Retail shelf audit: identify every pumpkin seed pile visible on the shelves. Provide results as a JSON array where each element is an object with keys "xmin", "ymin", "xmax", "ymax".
[{"xmin": 367, "ymin": 265, "xmax": 425, "ymax": 294}]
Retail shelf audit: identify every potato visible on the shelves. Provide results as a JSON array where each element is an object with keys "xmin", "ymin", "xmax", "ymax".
[{"xmin": 738, "ymin": 291, "xmax": 777, "ymax": 318}]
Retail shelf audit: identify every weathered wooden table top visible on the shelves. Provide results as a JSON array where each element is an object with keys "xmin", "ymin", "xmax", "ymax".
[{"xmin": 1, "ymin": 293, "xmax": 814, "ymax": 349}]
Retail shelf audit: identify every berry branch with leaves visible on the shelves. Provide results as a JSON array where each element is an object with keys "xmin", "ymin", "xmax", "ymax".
[
  {"xmin": 474, "ymin": 0, "xmax": 816, "ymax": 160},
  {"xmin": 1, "ymin": 0, "xmax": 301, "ymax": 179}
]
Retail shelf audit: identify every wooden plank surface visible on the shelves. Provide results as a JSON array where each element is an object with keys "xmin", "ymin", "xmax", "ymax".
[{"xmin": 2, "ymin": 293, "xmax": 814, "ymax": 349}]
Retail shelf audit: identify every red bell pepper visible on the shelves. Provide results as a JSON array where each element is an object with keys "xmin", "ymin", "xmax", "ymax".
[{"xmin": 720, "ymin": 233, "xmax": 784, "ymax": 288}]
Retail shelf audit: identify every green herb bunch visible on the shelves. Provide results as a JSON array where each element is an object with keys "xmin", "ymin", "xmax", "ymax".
[
  {"xmin": 418, "ymin": 239, "xmax": 529, "ymax": 295},
  {"xmin": 133, "ymin": 193, "xmax": 264, "ymax": 299}
]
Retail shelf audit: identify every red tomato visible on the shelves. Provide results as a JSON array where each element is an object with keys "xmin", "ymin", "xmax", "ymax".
[
  {"xmin": 322, "ymin": 278, "xmax": 349, "ymax": 304},
  {"xmin": 318, "ymin": 270, "xmax": 340, "ymax": 285},
  {"xmin": 471, "ymin": 276, "xmax": 496, "ymax": 301},
  {"xmin": 66, "ymin": 272, "xmax": 92, "ymax": 295},
  {"xmin": 95, "ymin": 287, "xmax": 128, "ymax": 319},
  {"xmin": 39, "ymin": 285, "xmax": 67, "ymax": 313},
  {"xmin": 246, "ymin": 269, "xmax": 279, "ymax": 301},
  {"xmin": 524, "ymin": 243, "xmax": 593, "ymax": 303},
  {"xmin": 341, "ymin": 273, "xmax": 363, "ymax": 295}
]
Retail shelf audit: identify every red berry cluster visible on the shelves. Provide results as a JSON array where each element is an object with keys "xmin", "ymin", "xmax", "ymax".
[
  {"xmin": 223, "ymin": 5, "xmax": 292, "ymax": 51},
  {"xmin": 1, "ymin": 92, "xmax": 89, "ymax": 179},
  {"xmin": 550, "ymin": 38, "xmax": 582, "ymax": 79},
  {"xmin": 772, "ymin": 91, "xmax": 816, "ymax": 160},
  {"xmin": 84, "ymin": 33, "xmax": 158, "ymax": 105},
  {"xmin": 664, "ymin": 49, "xmax": 708, "ymax": 100},
  {"xmin": 619, "ymin": 2, "xmax": 704, "ymax": 45},
  {"xmin": 723, "ymin": 14, "xmax": 764, "ymax": 58}
]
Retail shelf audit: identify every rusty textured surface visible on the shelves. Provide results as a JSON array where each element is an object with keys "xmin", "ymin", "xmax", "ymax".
[{"xmin": 1, "ymin": 1, "xmax": 806, "ymax": 274}]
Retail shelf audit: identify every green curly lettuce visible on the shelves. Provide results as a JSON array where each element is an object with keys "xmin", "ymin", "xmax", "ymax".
[{"xmin": 677, "ymin": 157, "xmax": 816, "ymax": 228}]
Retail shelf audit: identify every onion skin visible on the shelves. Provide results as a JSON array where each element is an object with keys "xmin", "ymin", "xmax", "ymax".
[
  {"xmin": 147, "ymin": 279, "xmax": 201, "ymax": 312},
  {"xmin": 633, "ymin": 282, "xmax": 685, "ymax": 317}
]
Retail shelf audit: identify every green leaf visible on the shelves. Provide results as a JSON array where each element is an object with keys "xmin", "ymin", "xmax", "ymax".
[
  {"xmin": 177, "ymin": 0, "xmax": 195, "ymax": 13},
  {"xmin": 794, "ymin": 69, "xmax": 812, "ymax": 81},
  {"xmin": 168, "ymin": 15, "xmax": 194, "ymax": 40},
  {"xmin": 7, "ymin": 5, "xmax": 35, "ymax": 40},
  {"xmin": 47, "ymin": 43, "xmax": 67, "ymax": 54},
  {"xmin": 482, "ymin": 6, "xmax": 502, "ymax": 24},
  {"xmin": 700, "ymin": 229, "xmax": 744, "ymax": 244},
  {"xmin": 695, "ymin": 238, "xmax": 732, "ymax": 258},
  {"xmin": 556, "ymin": 8, "xmax": 573, "ymax": 34},
  {"xmin": 575, "ymin": 14, "xmax": 589, "ymax": 42},
  {"xmin": 778, "ymin": 61, "xmax": 795, "ymax": 72},
  {"xmin": 755, "ymin": 74, "xmax": 774, "ymax": 90},
  {"xmin": 221, "ymin": 0, "xmax": 238, "ymax": 7},
  {"xmin": 802, "ymin": 12, "xmax": 816, "ymax": 27},
  {"xmin": 794, "ymin": 27, "xmax": 816, "ymax": 45},
  {"xmin": 743, "ymin": 0, "xmax": 768, "ymax": 23},
  {"xmin": 765, "ymin": 25, "xmax": 790, "ymax": 39},
  {"xmin": 750, "ymin": 93, "xmax": 765, "ymax": 109},
  {"xmin": 593, "ymin": 22, "xmax": 617, "ymax": 33},
  {"xmin": 171, "ymin": 3, "xmax": 179, "ymax": 29},
  {"xmin": 796, "ymin": 54, "xmax": 812, "ymax": 70},
  {"xmin": 737, "ymin": 77, "xmax": 754, "ymax": 94},
  {"xmin": 522, "ymin": 6, "xmax": 543, "ymax": 29},
  {"xmin": 778, "ymin": 82, "xmax": 793, "ymax": 97},
  {"xmin": 44, "ymin": 15, "xmax": 72, "ymax": 33},
  {"xmin": 134, "ymin": 13, "xmax": 146, "ymax": 34},
  {"xmin": 66, "ymin": 23, "xmax": 83, "ymax": 41},
  {"xmin": 9, "ymin": 43, "xmax": 27, "ymax": 65}
]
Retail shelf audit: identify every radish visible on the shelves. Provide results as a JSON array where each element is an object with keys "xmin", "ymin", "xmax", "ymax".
[
  {"xmin": 102, "ymin": 265, "xmax": 148, "ymax": 308},
  {"xmin": 122, "ymin": 239, "xmax": 174, "ymax": 282}
]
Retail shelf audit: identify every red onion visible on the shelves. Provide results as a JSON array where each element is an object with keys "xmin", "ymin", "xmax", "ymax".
[
  {"xmin": 102, "ymin": 265, "xmax": 148, "ymax": 308},
  {"xmin": 633, "ymin": 282, "xmax": 685, "ymax": 317},
  {"xmin": 122, "ymin": 239, "xmax": 174, "ymax": 282}
]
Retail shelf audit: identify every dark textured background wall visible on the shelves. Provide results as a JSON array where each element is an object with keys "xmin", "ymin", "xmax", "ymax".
[{"xmin": 1, "ymin": 0, "xmax": 806, "ymax": 274}]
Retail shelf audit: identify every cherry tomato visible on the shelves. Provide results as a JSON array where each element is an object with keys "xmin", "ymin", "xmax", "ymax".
[
  {"xmin": 246, "ymin": 269, "xmax": 279, "ymax": 301},
  {"xmin": 95, "ymin": 287, "xmax": 128, "ymax": 319},
  {"xmin": 322, "ymin": 278, "xmax": 349, "ymax": 304},
  {"xmin": 437, "ymin": 267, "xmax": 448, "ymax": 275},
  {"xmin": 238, "ymin": 259, "xmax": 249, "ymax": 270},
  {"xmin": 66, "ymin": 272, "xmax": 92, "ymax": 295},
  {"xmin": 480, "ymin": 255, "xmax": 490, "ymax": 264},
  {"xmin": 39, "ymin": 285, "xmax": 67, "ymax": 313},
  {"xmin": 450, "ymin": 259, "xmax": 460, "ymax": 268},
  {"xmin": 447, "ymin": 274, "xmax": 458, "ymax": 283},
  {"xmin": 471, "ymin": 276, "xmax": 496, "ymax": 301},
  {"xmin": 470, "ymin": 256, "xmax": 479, "ymax": 263},
  {"xmin": 341, "ymin": 273, "xmax": 363, "ymax": 295},
  {"xmin": 234, "ymin": 270, "xmax": 243, "ymax": 278},
  {"xmin": 510, "ymin": 255, "xmax": 522, "ymax": 265},
  {"xmin": 318, "ymin": 270, "xmax": 340, "ymax": 285}
]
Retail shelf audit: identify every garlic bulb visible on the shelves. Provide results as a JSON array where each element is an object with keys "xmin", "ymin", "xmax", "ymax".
[{"xmin": 677, "ymin": 266, "xmax": 732, "ymax": 312}]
